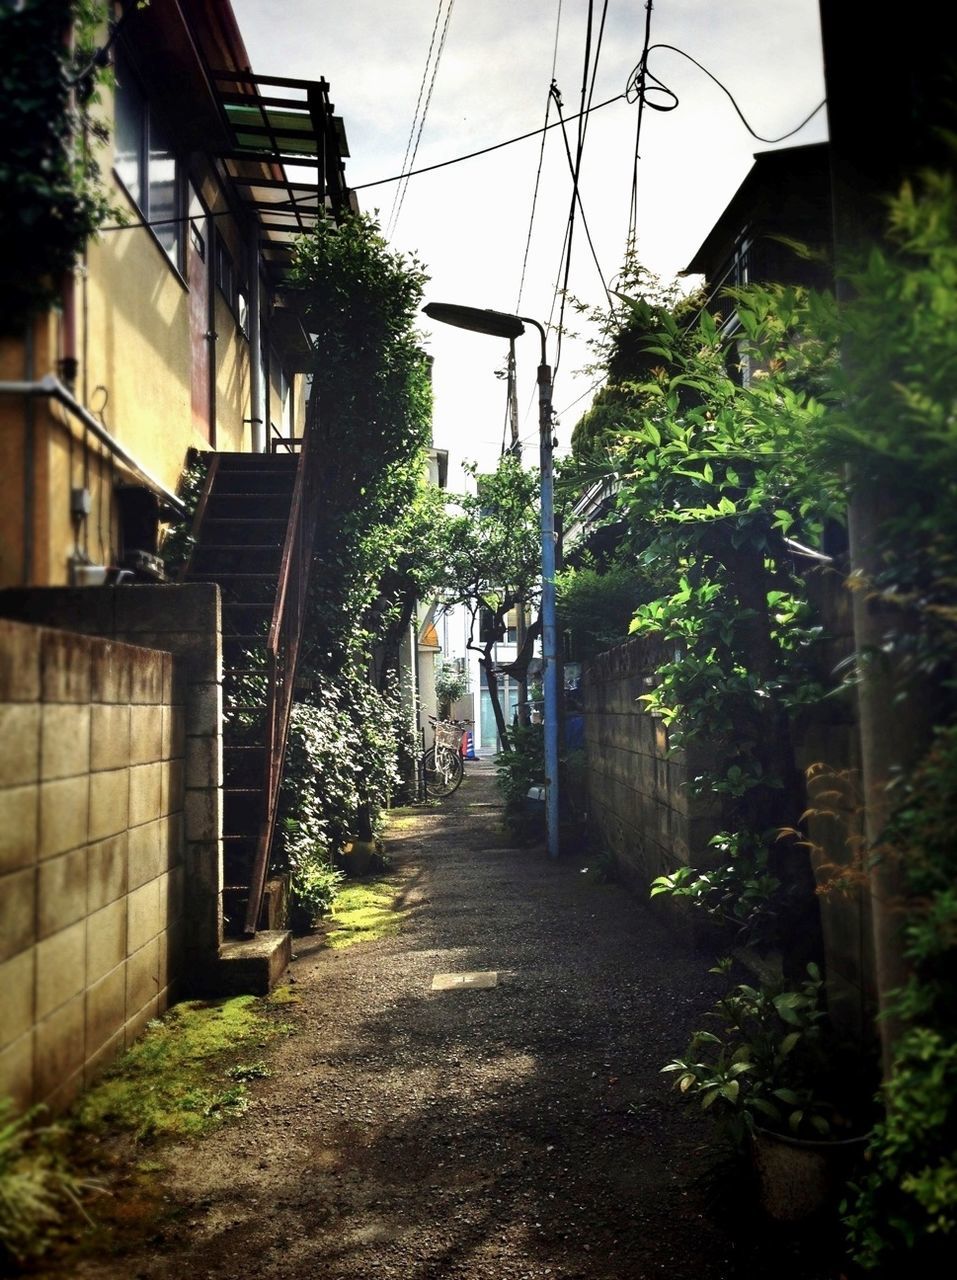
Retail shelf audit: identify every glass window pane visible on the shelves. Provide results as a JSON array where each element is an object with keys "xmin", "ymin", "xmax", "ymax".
[
  {"xmin": 149, "ymin": 122, "xmax": 179, "ymax": 262},
  {"xmin": 114, "ymin": 58, "xmax": 144, "ymax": 207}
]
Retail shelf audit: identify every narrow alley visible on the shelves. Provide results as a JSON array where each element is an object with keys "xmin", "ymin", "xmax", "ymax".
[{"xmin": 60, "ymin": 763, "xmax": 841, "ymax": 1280}]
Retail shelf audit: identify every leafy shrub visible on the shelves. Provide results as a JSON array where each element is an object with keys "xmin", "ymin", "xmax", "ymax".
[
  {"xmin": 650, "ymin": 831, "xmax": 804, "ymax": 951},
  {"xmin": 495, "ymin": 723, "xmax": 545, "ymax": 841},
  {"xmin": 844, "ymin": 726, "xmax": 957, "ymax": 1269},
  {"xmin": 664, "ymin": 961, "xmax": 872, "ymax": 1148},
  {"xmin": 434, "ymin": 660, "xmax": 467, "ymax": 716},
  {"xmin": 275, "ymin": 673, "xmax": 411, "ymax": 923}
]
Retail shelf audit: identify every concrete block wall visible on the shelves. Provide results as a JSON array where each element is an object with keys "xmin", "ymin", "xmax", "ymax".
[
  {"xmin": 581, "ymin": 566, "xmax": 875, "ymax": 1040},
  {"xmin": 581, "ymin": 636, "xmax": 721, "ymax": 936},
  {"xmin": 0, "ymin": 584, "xmax": 224, "ymax": 1112},
  {"xmin": 0, "ymin": 618, "xmax": 184, "ymax": 1113}
]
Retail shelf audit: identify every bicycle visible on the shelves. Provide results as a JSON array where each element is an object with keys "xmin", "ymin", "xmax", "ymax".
[{"xmin": 421, "ymin": 716, "xmax": 470, "ymax": 798}]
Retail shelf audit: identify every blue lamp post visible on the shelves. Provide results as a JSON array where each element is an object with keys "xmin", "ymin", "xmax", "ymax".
[{"xmin": 423, "ymin": 302, "xmax": 560, "ymax": 859}]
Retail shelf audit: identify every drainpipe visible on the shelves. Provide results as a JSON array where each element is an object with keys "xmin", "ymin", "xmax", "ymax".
[
  {"xmin": 248, "ymin": 225, "xmax": 265, "ymax": 454},
  {"xmin": 22, "ymin": 326, "xmax": 36, "ymax": 585}
]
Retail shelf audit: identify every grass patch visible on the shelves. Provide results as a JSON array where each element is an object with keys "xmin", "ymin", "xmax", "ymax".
[
  {"xmin": 0, "ymin": 1098, "xmax": 101, "ymax": 1267},
  {"xmin": 265, "ymin": 984, "xmax": 300, "ymax": 1005},
  {"xmin": 325, "ymin": 877, "xmax": 407, "ymax": 950},
  {"xmin": 72, "ymin": 995, "xmax": 288, "ymax": 1144}
]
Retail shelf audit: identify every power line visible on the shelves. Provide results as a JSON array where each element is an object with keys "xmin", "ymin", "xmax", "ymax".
[
  {"xmin": 551, "ymin": 84, "xmax": 610, "ymax": 305},
  {"xmin": 386, "ymin": 0, "xmax": 448, "ymax": 237},
  {"xmin": 627, "ymin": 2, "xmax": 663, "ymax": 247},
  {"xmin": 95, "ymin": 52, "xmax": 824, "ymax": 239},
  {"xmin": 635, "ymin": 44, "xmax": 825, "ymax": 146},
  {"xmin": 515, "ymin": 0, "xmax": 564, "ymax": 314},
  {"xmin": 388, "ymin": 0, "xmax": 456, "ymax": 238},
  {"xmin": 553, "ymin": 0, "xmax": 611, "ymax": 379},
  {"xmin": 95, "ymin": 91, "xmax": 626, "ymax": 236}
]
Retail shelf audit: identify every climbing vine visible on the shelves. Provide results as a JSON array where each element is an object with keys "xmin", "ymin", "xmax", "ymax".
[
  {"xmin": 0, "ymin": 0, "xmax": 115, "ymax": 330},
  {"xmin": 270, "ymin": 214, "xmax": 448, "ymax": 916}
]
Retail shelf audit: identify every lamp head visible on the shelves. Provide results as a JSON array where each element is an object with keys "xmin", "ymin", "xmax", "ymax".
[{"xmin": 423, "ymin": 302, "xmax": 525, "ymax": 341}]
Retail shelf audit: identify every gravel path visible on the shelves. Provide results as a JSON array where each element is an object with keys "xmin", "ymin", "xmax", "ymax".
[{"xmin": 63, "ymin": 760, "xmax": 843, "ymax": 1279}]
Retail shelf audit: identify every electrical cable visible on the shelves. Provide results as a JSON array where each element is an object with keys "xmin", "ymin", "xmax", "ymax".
[
  {"xmin": 388, "ymin": 0, "xmax": 456, "ymax": 238},
  {"xmin": 550, "ymin": 83, "xmax": 611, "ymax": 306},
  {"xmin": 386, "ymin": 0, "xmax": 449, "ymax": 237},
  {"xmin": 552, "ymin": 0, "xmax": 596, "ymax": 377},
  {"xmin": 633, "ymin": 44, "xmax": 825, "ymax": 145},
  {"xmin": 553, "ymin": 0, "xmax": 612, "ymax": 379},
  {"xmin": 627, "ymin": 1, "xmax": 660, "ymax": 248},
  {"xmin": 95, "ymin": 50, "xmax": 824, "ymax": 237},
  {"xmin": 96, "ymin": 90, "xmax": 627, "ymax": 234},
  {"xmin": 510, "ymin": 0, "xmax": 564, "ymax": 445}
]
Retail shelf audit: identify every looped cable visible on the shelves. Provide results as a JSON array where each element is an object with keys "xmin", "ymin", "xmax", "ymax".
[{"xmin": 625, "ymin": 58, "xmax": 678, "ymax": 112}]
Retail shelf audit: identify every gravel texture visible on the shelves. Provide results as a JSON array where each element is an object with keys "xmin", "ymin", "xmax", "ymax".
[{"xmin": 57, "ymin": 760, "xmax": 846, "ymax": 1279}]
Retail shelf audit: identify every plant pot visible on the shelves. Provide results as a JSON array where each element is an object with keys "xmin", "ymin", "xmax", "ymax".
[{"xmin": 751, "ymin": 1126, "xmax": 869, "ymax": 1224}]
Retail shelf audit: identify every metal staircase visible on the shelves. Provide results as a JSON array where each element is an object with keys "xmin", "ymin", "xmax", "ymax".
[{"xmin": 182, "ymin": 402, "xmax": 321, "ymax": 936}]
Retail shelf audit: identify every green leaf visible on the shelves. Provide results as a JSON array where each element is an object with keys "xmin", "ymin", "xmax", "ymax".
[{"xmin": 772, "ymin": 1088, "xmax": 801, "ymax": 1105}]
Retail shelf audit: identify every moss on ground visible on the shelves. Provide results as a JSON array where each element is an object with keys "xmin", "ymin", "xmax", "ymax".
[
  {"xmin": 325, "ymin": 878, "xmax": 407, "ymax": 950},
  {"xmin": 72, "ymin": 995, "xmax": 289, "ymax": 1143}
]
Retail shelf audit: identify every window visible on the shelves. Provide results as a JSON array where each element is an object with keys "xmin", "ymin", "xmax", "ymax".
[
  {"xmin": 114, "ymin": 48, "xmax": 182, "ymax": 270},
  {"xmin": 215, "ymin": 231, "xmax": 248, "ymax": 334}
]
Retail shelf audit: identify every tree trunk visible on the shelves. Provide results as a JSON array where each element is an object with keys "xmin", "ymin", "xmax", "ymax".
[{"xmin": 481, "ymin": 647, "xmax": 511, "ymax": 753}]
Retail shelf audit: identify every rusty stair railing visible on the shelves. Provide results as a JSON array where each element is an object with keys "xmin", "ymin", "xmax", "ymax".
[{"xmin": 243, "ymin": 394, "xmax": 323, "ymax": 936}]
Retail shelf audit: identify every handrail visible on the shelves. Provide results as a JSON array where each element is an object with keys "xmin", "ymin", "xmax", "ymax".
[
  {"xmin": 243, "ymin": 394, "xmax": 323, "ymax": 935},
  {"xmin": 0, "ymin": 375, "xmax": 186, "ymax": 517}
]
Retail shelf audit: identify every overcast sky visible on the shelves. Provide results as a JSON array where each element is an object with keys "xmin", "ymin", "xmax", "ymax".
[{"xmin": 231, "ymin": 0, "xmax": 828, "ymax": 485}]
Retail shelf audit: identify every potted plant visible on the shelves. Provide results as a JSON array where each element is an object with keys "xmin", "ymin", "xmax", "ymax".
[{"xmin": 663, "ymin": 959, "xmax": 874, "ymax": 1222}]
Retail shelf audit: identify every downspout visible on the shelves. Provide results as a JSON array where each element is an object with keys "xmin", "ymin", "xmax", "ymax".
[
  {"xmin": 248, "ymin": 224, "xmax": 265, "ymax": 453},
  {"xmin": 22, "ymin": 326, "xmax": 36, "ymax": 585}
]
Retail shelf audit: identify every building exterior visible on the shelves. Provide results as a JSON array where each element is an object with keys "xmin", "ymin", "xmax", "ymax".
[
  {"xmin": 1, "ymin": 0, "xmax": 353, "ymax": 589},
  {"xmin": 0, "ymin": 0, "xmax": 354, "ymax": 1113},
  {"xmin": 683, "ymin": 141, "xmax": 832, "ymax": 337}
]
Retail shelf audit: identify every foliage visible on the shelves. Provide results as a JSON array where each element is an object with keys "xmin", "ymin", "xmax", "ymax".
[
  {"xmin": 663, "ymin": 960, "xmax": 868, "ymax": 1148},
  {"xmin": 434, "ymin": 660, "xmax": 467, "ymax": 714},
  {"xmin": 0, "ymin": 1098, "xmax": 94, "ymax": 1264},
  {"xmin": 556, "ymin": 557, "xmax": 660, "ymax": 661},
  {"xmin": 159, "ymin": 452, "xmax": 211, "ymax": 577},
  {"xmin": 495, "ymin": 723, "xmax": 545, "ymax": 841},
  {"xmin": 495, "ymin": 723, "xmax": 545, "ymax": 807},
  {"xmin": 442, "ymin": 456, "xmax": 544, "ymax": 750},
  {"xmin": 73, "ymin": 996, "xmax": 287, "ymax": 1143},
  {"xmin": 650, "ymin": 831, "xmax": 803, "ymax": 951},
  {"xmin": 278, "ymin": 213, "xmax": 445, "ymax": 865},
  {"xmin": 289, "ymin": 211, "xmax": 433, "ymax": 509},
  {"xmin": 0, "ymin": 0, "xmax": 116, "ymax": 330},
  {"xmin": 844, "ymin": 726, "xmax": 957, "ymax": 1270},
  {"xmin": 568, "ymin": 258, "xmax": 842, "ymax": 961},
  {"xmin": 276, "ymin": 676, "xmax": 410, "ymax": 924}
]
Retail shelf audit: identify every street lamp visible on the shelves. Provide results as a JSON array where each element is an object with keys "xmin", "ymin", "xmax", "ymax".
[{"xmin": 423, "ymin": 302, "xmax": 560, "ymax": 859}]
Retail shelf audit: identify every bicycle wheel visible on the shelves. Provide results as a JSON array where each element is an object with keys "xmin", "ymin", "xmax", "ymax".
[{"xmin": 423, "ymin": 745, "xmax": 464, "ymax": 798}]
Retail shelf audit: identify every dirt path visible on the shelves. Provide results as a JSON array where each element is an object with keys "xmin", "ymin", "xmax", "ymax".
[{"xmin": 61, "ymin": 761, "xmax": 842, "ymax": 1279}]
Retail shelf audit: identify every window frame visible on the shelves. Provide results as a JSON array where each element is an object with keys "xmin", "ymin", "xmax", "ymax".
[
  {"xmin": 214, "ymin": 229, "xmax": 249, "ymax": 336},
  {"xmin": 112, "ymin": 44, "xmax": 186, "ymax": 279}
]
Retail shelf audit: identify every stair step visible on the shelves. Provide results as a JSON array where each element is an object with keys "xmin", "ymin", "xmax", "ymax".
[
  {"xmin": 191, "ymin": 544, "xmax": 283, "ymax": 553},
  {"xmin": 186, "ymin": 572, "xmax": 278, "ymax": 580},
  {"xmin": 202, "ymin": 517, "xmax": 287, "ymax": 526},
  {"xmin": 213, "ymin": 475, "xmax": 296, "ymax": 496},
  {"xmin": 216, "ymin": 452, "xmax": 298, "ymax": 468}
]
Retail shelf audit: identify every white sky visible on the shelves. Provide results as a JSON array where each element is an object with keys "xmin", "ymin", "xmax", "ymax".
[{"xmin": 231, "ymin": 0, "xmax": 828, "ymax": 487}]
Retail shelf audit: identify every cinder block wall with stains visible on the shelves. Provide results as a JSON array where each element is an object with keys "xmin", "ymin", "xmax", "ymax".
[{"xmin": 0, "ymin": 584, "xmax": 223, "ymax": 1113}]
